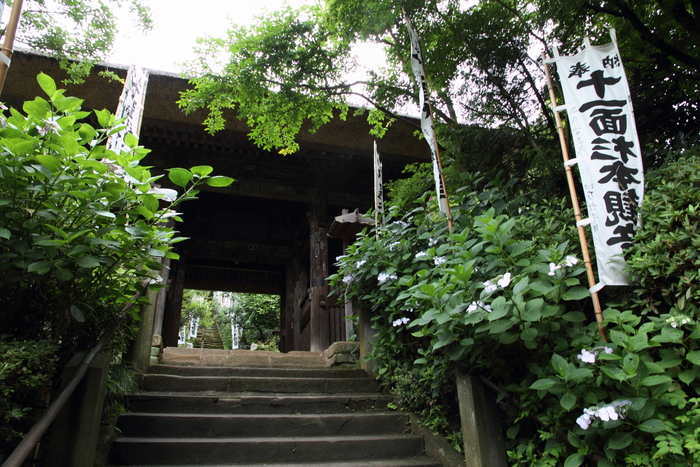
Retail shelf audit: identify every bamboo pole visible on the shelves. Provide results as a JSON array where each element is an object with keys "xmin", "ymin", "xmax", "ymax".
[
  {"xmin": 542, "ymin": 52, "xmax": 608, "ymax": 343},
  {"xmin": 0, "ymin": 0, "xmax": 23, "ymax": 96}
]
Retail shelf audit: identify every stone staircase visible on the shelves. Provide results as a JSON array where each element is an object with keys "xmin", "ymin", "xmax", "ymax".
[{"xmin": 108, "ymin": 348, "xmax": 442, "ymax": 467}]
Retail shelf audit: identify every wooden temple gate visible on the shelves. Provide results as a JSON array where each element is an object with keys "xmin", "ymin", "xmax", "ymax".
[{"xmin": 3, "ymin": 51, "xmax": 429, "ymax": 353}]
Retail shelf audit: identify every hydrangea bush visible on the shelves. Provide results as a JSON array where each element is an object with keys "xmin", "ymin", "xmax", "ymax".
[{"xmin": 330, "ymin": 162, "xmax": 700, "ymax": 466}]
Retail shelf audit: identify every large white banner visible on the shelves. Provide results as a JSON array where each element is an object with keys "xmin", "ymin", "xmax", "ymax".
[
  {"xmin": 403, "ymin": 11, "xmax": 449, "ymax": 216},
  {"xmin": 549, "ymin": 32, "xmax": 643, "ymax": 286}
]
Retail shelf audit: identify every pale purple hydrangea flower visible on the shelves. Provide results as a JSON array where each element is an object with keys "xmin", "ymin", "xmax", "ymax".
[
  {"xmin": 576, "ymin": 400, "xmax": 631, "ymax": 430},
  {"xmin": 577, "ymin": 346, "xmax": 614, "ymax": 364},
  {"xmin": 378, "ymin": 272, "xmax": 398, "ymax": 284},
  {"xmin": 37, "ymin": 119, "xmax": 61, "ymax": 136},
  {"xmin": 342, "ymin": 274, "xmax": 355, "ymax": 285},
  {"xmin": 483, "ymin": 280, "xmax": 498, "ymax": 293},
  {"xmin": 498, "ymin": 272, "xmax": 512, "ymax": 288}
]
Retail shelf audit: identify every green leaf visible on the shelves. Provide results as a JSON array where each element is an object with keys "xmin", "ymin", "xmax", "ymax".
[
  {"xmin": 23, "ymin": 98, "xmax": 51, "ymax": 120},
  {"xmin": 640, "ymin": 375, "xmax": 673, "ymax": 386},
  {"xmin": 191, "ymin": 165, "xmax": 214, "ymax": 176},
  {"xmin": 95, "ymin": 108, "xmax": 113, "ymax": 128},
  {"xmin": 551, "ymin": 353, "xmax": 569, "ymax": 376},
  {"xmin": 205, "ymin": 175, "xmax": 235, "ymax": 187},
  {"xmin": 562, "ymin": 286, "xmax": 590, "ymax": 301},
  {"xmin": 70, "ymin": 305, "xmax": 85, "ymax": 322},
  {"xmin": 520, "ymin": 327, "xmax": 538, "ymax": 341},
  {"xmin": 530, "ymin": 378, "xmax": 557, "ymax": 390},
  {"xmin": 606, "ymin": 431, "xmax": 633, "ymax": 450},
  {"xmin": 638, "ymin": 419, "xmax": 665, "ymax": 433},
  {"xmin": 687, "ymin": 350, "xmax": 700, "ymax": 366},
  {"xmin": 564, "ymin": 453, "xmax": 585, "ymax": 467},
  {"xmin": 560, "ymin": 392, "xmax": 576, "ymax": 411},
  {"xmin": 167, "ymin": 168, "xmax": 193, "ymax": 187},
  {"xmin": 28, "ymin": 261, "xmax": 52, "ymax": 274},
  {"xmin": 36, "ymin": 154, "xmax": 62, "ymax": 172},
  {"xmin": 37, "ymin": 72, "xmax": 57, "ymax": 98},
  {"xmin": 95, "ymin": 211, "xmax": 116, "ymax": 219},
  {"xmin": 0, "ymin": 228, "xmax": 10, "ymax": 239},
  {"xmin": 76, "ymin": 256, "xmax": 100, "ymax": 268},
  {"xmin": 678, "ymin": 369, "xmax": 696, "ymax": 384},
  {"xmin": 55, "ymin": 267, "xmax": 73, "ymax": 281},
  {"xmin": 124, "ymin": 133, "xmax": 139, "ymax": 148}
]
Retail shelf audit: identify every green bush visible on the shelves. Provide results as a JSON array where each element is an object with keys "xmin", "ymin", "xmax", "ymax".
[
  {"xmin": 0, "ymin": 73, "xmax": 233, "ymax": 353},
  {"xmin": 331, "ymin": 157, "xmax": 700, "ymax": 466},
  {"xmin": 0, "ymin": 339, "xmax": 57, "ymax": 461}
]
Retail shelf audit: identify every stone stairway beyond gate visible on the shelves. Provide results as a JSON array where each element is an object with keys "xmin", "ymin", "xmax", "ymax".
[{"xmin": 108, "ymin": 347, "xmax": 442, "ymax": 467}]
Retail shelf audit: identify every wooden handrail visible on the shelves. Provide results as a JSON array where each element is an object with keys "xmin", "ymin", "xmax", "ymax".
[{"xmin": 1, "ymin": 280, "xmax": 150, "ymax": 467}]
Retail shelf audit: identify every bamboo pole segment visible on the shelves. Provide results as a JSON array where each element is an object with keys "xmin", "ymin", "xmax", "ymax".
[
  {"xmin": 542, "ymin": 52, "xmax": 608, "ymax": 343},
  {"xmin": 0, "ymin": 0, "xmax": 23, "ymax": 96}
]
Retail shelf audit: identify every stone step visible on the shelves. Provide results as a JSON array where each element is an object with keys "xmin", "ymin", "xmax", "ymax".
[
  {"xmin": 160, "ymin": 348, "xmax": 325, "ymax": 368},
  {"xmin": 110, "ymin": 434, "xmax": 426, "ymax": 465},
  {"xmin": 109, "ymin": 459, "xmax": 441, "ymax": 467},
  {"xmin": 148, "ymin": 364, "xmax": 367, "ymax": 379},
  {"xmin": 117, "ymin": 412, "xmax": 408, "ymax": 438},
  {"xmin": 140, "ymin": 374, "xmax": 378, "ymax": 394},
  {"xmin": 125, "ymin": 393, "xmax": 393, "ymax": 415}
]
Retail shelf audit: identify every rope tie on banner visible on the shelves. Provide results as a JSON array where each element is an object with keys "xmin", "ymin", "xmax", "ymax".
[
  {"xmin": 576, "ymin": 218, "xmax": 592, "ymax": 227},
  {"xmin": 589, "ymin": 282, "xmax": 606, "ymax": 294},
  {"xmin": 564, "ymin": 158, "xmax": 579, "ymax": 167},
  {"xmin": 0, "ymin": 52, "xmax": 10, "ymax": 67}
]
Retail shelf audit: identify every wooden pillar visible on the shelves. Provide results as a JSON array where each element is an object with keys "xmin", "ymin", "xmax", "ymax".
[
  {"xmin": 152, "ymin": 256, "xmax": 171, "ymax": 338},
  {"xmin": 308, "ymin": 194, "xmax": 329, "ymax": 352},
  {"xmin": 162, "ymin": 255, "xmax": 187, "ymax": 348}
]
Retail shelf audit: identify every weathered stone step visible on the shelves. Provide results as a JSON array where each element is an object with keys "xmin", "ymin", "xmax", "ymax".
[
  {"xmin": 110, "ymin": 459, "xmax": 441, "ymax": 467},
  {"xmin": 141, "ymin": 374, "xmax": 378, "ymax": 394},
  {"xmin": 160, "ymin": 348, "xmax": 325, "ymax": 368},
  {"xmin": 125, "ymin": 393, "xmax": 392, "ymax": 415},
  {"xmin": 148, "ymin": 364, "xmax": 367, "ymax": 379},
  {"xmin": 117, "ymin": 412, "xmax": 408, "ymax": 438},
  {"xmin": 110, "ymin": 434, "xmax": 426, "ymax": 465}
]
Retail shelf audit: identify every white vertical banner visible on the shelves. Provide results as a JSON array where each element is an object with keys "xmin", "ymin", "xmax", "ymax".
[
  {"xmin": 548, "ymin": 31, "xmax": 644, "ymax": 286},
  {"xmin": 403, "ymin": 10, "xmax": 449, "ymax": 216},
  {"xmin": 107, "ymin": 64, "xmax": 149, "ymax": 154},
  {"xmin": 373, "ymin": 141, "xmax": 384, "ymax": 222}
]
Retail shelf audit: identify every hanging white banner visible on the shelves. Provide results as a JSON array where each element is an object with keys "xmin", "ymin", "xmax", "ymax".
[
  {"xmin": 403, "ymin": 11, "xmax": 449, "ymax": 216},
  {"xmin": 373, "ymin": 141, "xmax": 384, "ymax": 222},
  {"xmin": 107, "ymin": 64, "xmax": 149, "ymax": 155},
  {"xmin": 549, "ymin": 31, "xmax": 644, "ymax": 286}
]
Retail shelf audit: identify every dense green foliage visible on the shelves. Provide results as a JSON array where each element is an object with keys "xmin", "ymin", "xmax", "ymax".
[
  {"xmin": 180, "ymin": 0, "xmax": 699, "ymax": 184},
  {"xmin": 0, "ymin": 339, "xmax": 57, "ymax": 459},
  {"xmin": 331, "ymin": 151, "xmax": 700, "ymax": 466},
  {"xmin": 0, "ymin": 73, "xmax": 234, "ymax": 458},
  {"xmin": 179, "ymin": 291, "xmax": 281, "ymax": 351},
  {"xmin": 9, "ymin": 0, "xmax": 152, "ymax": 83}
]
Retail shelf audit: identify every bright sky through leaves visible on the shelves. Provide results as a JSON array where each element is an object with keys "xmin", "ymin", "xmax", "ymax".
[{"xmin": 109, "ymin": 0, "xmax": 385, "ymax": 75}]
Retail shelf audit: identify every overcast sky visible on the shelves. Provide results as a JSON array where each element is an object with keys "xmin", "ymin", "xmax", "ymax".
[{"xmin": 110, "ymin": 0, "xmax": 322, "ymax": 73}]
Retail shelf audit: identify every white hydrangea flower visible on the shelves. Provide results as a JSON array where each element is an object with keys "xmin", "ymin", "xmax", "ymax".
[
  {"xmin": 565, "ymin": 255, "xmax": 579, "ymax": 267},
  {"xmin": 548, "ymin": 262, "xmax": 561, "ymax": 276},
  {"xmin": 497, "ymin": 272, "xmax": 512, "ymax": 288},
  {"xmin": 466, "ymin": 301, "xmax": 492, "ymax": 313},
  {"xmin": 392, "ymin": 317, "xmax": 411, "ymax": 327},
  {"xmin": 415, "ymin": 251, "xmax": 429, "ymax": 258},
  {"xmin": 356, "ymin": 260, "xmax": 367, "ymax": 268},
  {"xmin": 342, "ymin": 274, "xmax": 355, "ymax": 284},
  {"xmin": 434, "ymin": 256, "xmax": 447, "ymax": 266},
  {"xmin": 483, "ymin": 280, "xmax": 498, "ymax": 293},
  {"xmin": 577, "ymin": 349, "xmax": 597, "ymax": 363},
  {"xmin": 388, "ymin": 241, "xmax": 401, "ymax": 251}
]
